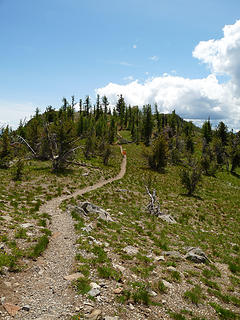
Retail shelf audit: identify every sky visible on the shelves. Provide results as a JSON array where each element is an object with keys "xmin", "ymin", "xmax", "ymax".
[{"xmin": 1, "ymin": 0, "xmax": 240, "ymax": 130}]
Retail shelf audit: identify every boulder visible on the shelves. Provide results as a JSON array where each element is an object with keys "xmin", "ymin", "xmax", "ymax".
[
  {"xmin": 185, "ymin": 247, "xmax": 209, "ymax": 263},
  {"xmin": 163, "ymin": 251, "xmax": 183, "ymax": 260},
  {"xmin": 70, "ymin": 202, "xmax": 113, "ymax": 222}
]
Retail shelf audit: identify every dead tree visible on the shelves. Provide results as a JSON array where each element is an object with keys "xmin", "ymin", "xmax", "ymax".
[{"xmin": 145, "ymin": 186, "xmax": 163, "ymax": 216}]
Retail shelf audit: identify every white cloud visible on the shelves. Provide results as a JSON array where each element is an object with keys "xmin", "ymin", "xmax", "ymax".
[
  {"xmin": 133, "ymin": 44, "xmax": 137, "ymax": 49},
  {"xmin": 96, "ymin": 20, "xmax": 240, "ymax": 130},
  {"xmin": 0, "ymin": 100, "xmax": 35, "ymax": 129},
  {"xmin": 193, "ymin": 21, "xmax": 240, "ymax": 82},
  {"xmin": 123, "ymin": 75, "xmax": 134, "ymax": 81},
  {"xmin": 149, "ymin": 55, "xmax": 159, "ymax": 61}
]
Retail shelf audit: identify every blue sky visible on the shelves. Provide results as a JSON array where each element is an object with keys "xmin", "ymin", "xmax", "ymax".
[{"xmin": 1, "ymin": 0, "xmax": 240, "ymax": 129}]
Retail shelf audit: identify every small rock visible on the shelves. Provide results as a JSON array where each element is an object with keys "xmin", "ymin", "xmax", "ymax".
[
  {"xmin": 112, "ymin": 264, "xmax": 126, "ymax": 273},
  {"xmin": 88, "ymin": 288, "xmax": 101, "ymax": 297},
  {"xmin": 3, "ymin": 303, "xmax": 21, "ymax": 316},
  {"xmin": 90, "ymin": 282, "xmax": 101, "ymax": 289},
  {"xmin": 167, "ymin": 266, "xmax": 177, "ymax": 272},
  {"xmin": 26, "ymin": 232, "xmax": 34, "ymax": 237},
  {"xmin": 1, "ymin": 297, "xmax": 6, "ymax": 305},
  {"xmin": 149, "ymin": 290, "xmax": 157, "ymax": 297},
  {"xmin": 104, "ymin": 317, "xmax": 119, "ymax": 320},
  {"xmin": 129, "ymin": 303, "xmax": 134, "ymax": 310},
  {"xmin": 3, "ymin": 281, "xmax": 11, "ymax": 288},
  {"xmin": 123, "ymin": 245, "xmax": 138, "ymax": 255},
  {"xmin": 155, "ymin": 255, "xmax": 165, "ymax": 261},
  {"xmin": 113, "ymin": 287, "xmax": 123, "ymax": 294},
  {"xmin": 162, "ymin": 280, "xmax": 173, "ymax": 288},
  {"xmin": 64, "ymin": 273, "xmax": 82, "ymax": 281},
  {"xmin": 162, "ymin": 299, "xmax": 167, "ymax": 304},
  {"xmin": 118, "ymin": 211, "xmax": 124, "ymax": 215},
  {"xmin": 20, "ymin": 223, "xmax": 34, "ymax": 229},
  {"xmin": 22, "ymin": 305, "xmax": 30, "ymax": 311},
  {"xmin": 82, "ymin": 172, "xmax": 89, "ymax": 176},
  {"xmin": 86, "ymin": 309, "xmax": 102, "ymax": 320}
]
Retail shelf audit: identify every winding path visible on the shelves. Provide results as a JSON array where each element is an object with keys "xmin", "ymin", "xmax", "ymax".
[{"xmin": 2, "ymin": 146, "xmax": 126, "ymax": 320}]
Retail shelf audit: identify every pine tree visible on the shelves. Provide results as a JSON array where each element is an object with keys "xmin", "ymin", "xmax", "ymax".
[
  {"xmin": 116, "ymin": 94, "xmax": 126, "ymax": 129},
  {"xmin": 143, "ymin": 134, "xmax": 168, "ymax": 172},
  {"xmin": 142, "ymin": 105, "xmax": 153, "ymax": 146},
  {"xmin": 102, "ymin": 95, "xmax": 109, "ymax": 115},
  {"xmin": 216, "ymin": 121, "xmax": 228, "ymax": 146},
  {"xmin": 202, "ymin": 118, "xmax": 212, "ymax": 144},
  {"xmin": 0, "ymin": 126, "xmax": 12, "ymax": 168}
]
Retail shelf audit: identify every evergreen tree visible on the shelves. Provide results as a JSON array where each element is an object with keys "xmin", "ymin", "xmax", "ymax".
[
  {"xmin": 116, "ymin": 94, "xmax": 126, "ymax": 129},
  {"xmin": 216, "ymin": 121, "xmax": 228, "ymax": 146},
  {"xmin": 102, "ymin": 95, "xmax": 109, "ymax": 115},
  {"xmin": 109, "ymin": 118, "xmax": 116, "ymax": 144},
  {"xmin": 202, "ymin": 118, "xmax": 212, "ymax": 144},
  {"xmin": 84, "ymin": 96, "xmax": 91, "ymax": 115},
  {"xmin": 0, "ymin": 126, "xmax": 12, "ymax": 168},
  {"xmin": 155, "ymin": 104, "xmax": 161, "ymax": 133},
  {"xmin": 143, "ymin": 134, "xmax": 168, "ymax": 172},
  {"xmin": 142, "ymin": 105, "xmax": 153, "ymax": 146},
  {"xmin": 95, "ymin": 94, "xmax": 101, "ymax": 121}
]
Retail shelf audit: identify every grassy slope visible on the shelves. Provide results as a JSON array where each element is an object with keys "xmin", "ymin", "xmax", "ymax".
[
  {"xmin": 68, "ymin": 138, "xmax": 240, "ymax": 319},
  {"xmin": 0, "ymin": 132, "xmax": 239, "ymax": 319},
  {"xmin": 0, "ymin": 145, "xmax": 122, "ymax": 272}
]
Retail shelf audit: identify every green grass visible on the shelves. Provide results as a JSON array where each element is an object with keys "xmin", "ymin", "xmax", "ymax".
[
  {"xmin": 184, "ymin": 285, "xmax": 204, "ymax": 305},
  {"xmin": 28, "ymin": 235, "xmax": 49, "ymax": 258},
  {"xmin": 210, "ymin": 302, "xmax": 238, "ymax": 319},
  {"xmin": 75, "ymin": 277, "xmax": 91, "ymax": 295}
]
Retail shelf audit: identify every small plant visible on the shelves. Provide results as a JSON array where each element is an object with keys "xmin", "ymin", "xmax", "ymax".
[
  {"xmin": 77, "ymin": 264, "xmax": 90, "ymax": 277},
  {"xmin": 75, "ymin": 277, "xmax": 91, "ymax": 295},
  {"xmin": 184, "ymin": 285, "xmax": 203, "ymax": 305},
  {"xmin": 170, "ymin": 270, "xmax": 181, "ymax": 282},
  {"xmin": 28, "ymin": 235, "xmax": 49, "ymax": 258},
  {"xmin": 210, "ymin": 302, "xmax": 238, "ymax": 319},
  {"xmin": 169, "ymin": 312, "xmax": 186, "ymax": 320},
  {"xmin": 155, "ymin": 279, "xmax": 167, "ymax": 293},
  {"xmin": 15, "ymin": 228, "xmax": 27, "ymax": 239},
  {"xmin": 97, "ymin": 265, "xmax": 121, "ymax": 281},
  {"xmin": 0, "ymin": 253, "xmax": 17, "ymax": 273},
  {"xmin": 228, "ymin": 261, "xmax": 240, "ymax": 274},
  {"xmin": 11, "ymin": 159, "xmax": 25, "ymax": 181},
  {"xmin": 201, "ymin": 277, "xmax": 220, "ymax": 290},
  {"xmin": 179, "ymin": 161, "xmax": 202, "ymax": 196},
  {"xmin": 131, "ymin": 282, "xmax": 151, "ymax": 305}
]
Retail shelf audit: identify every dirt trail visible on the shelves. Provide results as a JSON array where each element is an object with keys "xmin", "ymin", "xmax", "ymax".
[{"xmin": 1, "ymin": 147, "xmax": 126, "ymax": 320}]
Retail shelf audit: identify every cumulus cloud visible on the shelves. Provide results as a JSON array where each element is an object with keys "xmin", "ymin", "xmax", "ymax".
[
  {"xmin": 96, "ymin": 20, "xmax": 240, "ymax": 130},
  {"xmin": 0, "ymin": 100, "xmax": 35, "ymax": 129},
  {"xmin": 133, "ymin": 44, "xmax": 137, "ymax": 49},
  {"xmin": 193, "ymin": 20, "xmax": 240, "ymax": 92}
]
